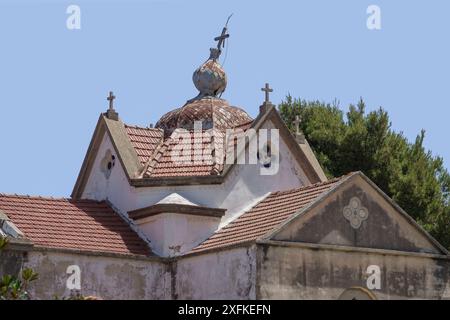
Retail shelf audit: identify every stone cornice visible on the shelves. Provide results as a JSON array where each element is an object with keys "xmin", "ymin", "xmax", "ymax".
[{"xmin": 129, "ymin": 203, "xmax": 226, "ymax": 220}]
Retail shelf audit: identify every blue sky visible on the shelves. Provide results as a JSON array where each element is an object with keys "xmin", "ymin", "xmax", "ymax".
[{"xmin": 0, "ymin": 0, "xmax": 448, "ymax": 197}]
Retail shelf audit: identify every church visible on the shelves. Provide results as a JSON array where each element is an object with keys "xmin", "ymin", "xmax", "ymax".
[{"xmin": 1, "ymin": 23, "xmax": 450, "ymax": 300}]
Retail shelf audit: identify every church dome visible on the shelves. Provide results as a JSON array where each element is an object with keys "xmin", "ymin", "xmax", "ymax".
[
  {"xmin": 156, "ymin": 22, "xmax": 252, "ymax": 135},
  {"xmin": 155, "ymin": 97, "xmax": 252, "ymax": 134}
]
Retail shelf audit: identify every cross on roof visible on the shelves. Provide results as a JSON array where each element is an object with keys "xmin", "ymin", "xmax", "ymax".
[
  {"xmin": 214, "ymin": 28, "xmax": 229, "ymax": 51},
  {"xmin": 261, "ymin": 83, "xmax": 273, "ymax": 104},
  {"xmin": 214, "ymin": 14, "xmax": 232, "ymax": 51},
  {"xmin": 293, "ymin": 115, "xmax": 301, "ymax": 134},
  {"xmin": 107, "ymin": 91, "xmax": 116, "ymax": 110},
  {"xmin": 105, "ymin": 91, "xmax": 119, "ymax": 120}
]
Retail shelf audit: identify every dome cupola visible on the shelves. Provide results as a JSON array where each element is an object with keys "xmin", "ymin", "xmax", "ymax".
[
  {"xmin": 192, "ymin": 48, "xmax": 227, "ymax": 98},
  {"xmin": 155, "ymin": 16, "xmax": 252, "ymax": 135}
]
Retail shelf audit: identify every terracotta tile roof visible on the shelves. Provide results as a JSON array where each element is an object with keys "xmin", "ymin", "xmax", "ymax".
[
  {"xmin": 0, "ymin": 194, "xmax": 151, "ymax": 256},
  {"xmin": 233, "ymin": 120, "xmax": 254, "ymax": 131},
  {"xmin": 124, "ymin": 125, "xmax": 163, "ymax": 165},
  {"xmin": 121, "ymin": 98, "xmax": 254, "ymax": 179},
  {"xmin": 144, "ymin": 129, "xmax": 222, "ymax": 177},
  {"xmin": 191, "ymin": 176, "xmax": 345, "ymax": 253},
  {"xmin": 125, "ymin": 122, "xmax": 252, "ymax": 178}
]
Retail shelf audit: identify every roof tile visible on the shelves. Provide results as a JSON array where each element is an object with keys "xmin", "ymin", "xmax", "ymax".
[
  {"xmin": 191, "ymin": 176, "xmax": 345, "ymax": 253},
  {"xmin": 124, "ymin": 119, "xmax": 252, "ymax": 178},
  {"xmin": 124, "ymin": 125, "xmax": 164, "ymax": 165},
  {"xmin": 0, "ymin": 195, "xmax": 151, "ymax": 256}
]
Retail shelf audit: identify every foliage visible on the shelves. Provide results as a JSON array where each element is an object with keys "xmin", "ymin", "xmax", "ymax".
[
  {"xmin": 53, "ymin": 290, "xmax": 101, "ymax": 300},
  {"xmin": 1, "ymin": 236, "xmax": 97, "ymax": 300},
  {"xmin": 0, "ymin": 236, "xmax": 39, "ymax": 300},
  {"xmin": 0, "ymin": 236, "xmax": 9, "ymax": 251},
  {"xmin": 279, "ymin": 95, "xmax": 450, "ymax": 248}
]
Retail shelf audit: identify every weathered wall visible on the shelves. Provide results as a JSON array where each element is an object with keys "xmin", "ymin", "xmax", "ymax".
[
  {"xmin": 273, "ymin": 175, "xmax": 442, "ymax": 254},
  {"xmin": 137, "ymin": 213, "xmax": 221, "ymax": 257},
  {"xmin": 256, "ymin": 242, "xmax": 450, "ymax": 300},
  {"xmin": 173, "ymin": 246, "xmax": 257, "ymax": 300},
  {"xmin": 24, "ymin": 249, "xmax": 169, "ymax": 300},
  {"xmin": 22, "ymin": 246, "xmax": 257, "ymax": 300},
  {"xmin": 0, "ymin": 249, "xmax": 25, "ymax": 277},
  {"xmin": 8, "ymin": 241, "xmax": 450, "ymax": 300}
]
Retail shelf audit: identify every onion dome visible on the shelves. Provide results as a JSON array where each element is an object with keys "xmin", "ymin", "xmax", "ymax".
[
  {"xmin": 192, "ymin": 48, "xmax": 227, "ymax": 98},
  {"xmin": 155, "ymin": 20, "xmax": 252, "ymax": 135}
]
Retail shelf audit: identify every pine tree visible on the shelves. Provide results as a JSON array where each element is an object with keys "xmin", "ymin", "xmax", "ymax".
[{"xmin": 279, "ymin": 96, "xmax": 450, "ymax": 249}]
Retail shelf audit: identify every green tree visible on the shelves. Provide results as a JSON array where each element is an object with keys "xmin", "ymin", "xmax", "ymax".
[
  {"xmin": 0, "ymin": 236, "xmax": 38, "ymax": 300},
  {"xmin": 279, "ymin": 95, "xmax": 450, "ymax": 249}
]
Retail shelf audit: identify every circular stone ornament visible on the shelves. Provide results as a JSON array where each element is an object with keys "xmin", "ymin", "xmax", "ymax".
[{"xmin": 343, "ymin": 197, "xmax": 369, "ymax": 229}]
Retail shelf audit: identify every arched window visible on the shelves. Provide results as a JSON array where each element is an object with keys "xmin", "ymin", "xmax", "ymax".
[{"xmin": 338, "ymin": 287, "xmax": 377, "ymax": 300}]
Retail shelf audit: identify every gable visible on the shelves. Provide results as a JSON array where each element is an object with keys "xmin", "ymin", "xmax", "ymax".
[
  {"xmin": 221, "ymin": 106, "xmax": 327, "ymax": 184},
  {"xmin": 73, "ymin": 106, "xmax": 328, "ymax": 201},
  {"xmin": 264, "ymin": 107, "xmax": 327, "ymax": 183},
  {"xmin": 81, "ymin": 131, "xmax": 126, "ymax": 201},
  {"xmin": 270, "ymin": 173, "xmax": 447, "ymax": 255},
  {"xmin": 191, "ymin": 178, "xmax": 342, "ymax": 254},
  {"xmin": 72, "ymin": 115, "xmax": 143, "ymax": 199}
]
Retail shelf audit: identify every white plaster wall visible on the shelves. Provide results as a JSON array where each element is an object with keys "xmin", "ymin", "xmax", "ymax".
[
  {"xmin": 24, "ymin": 246, "xmax": 257, "ymax": 300},
  {"xmin": 174, "ymin": 246, "xmax": 257, "ymax": 299},
  {"xmin": 25, "ymin": 250, "xmax": 169, "ymax": 300},
  {"xmin": 137, "ymin": 213, "xmax": 222, "ymax": 257},
  {"xmin": 82, "ymin": 120, "xmax": 309, "ymax": 229},
  {"xmin": 83, "ymin": 133, "xmax": 137, "ymax": 204}
]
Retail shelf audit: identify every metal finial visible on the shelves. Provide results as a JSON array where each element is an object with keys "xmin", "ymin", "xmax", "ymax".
[{"xmin": 212, "ymin": 14, "xmax": 233, "ymax": 60}]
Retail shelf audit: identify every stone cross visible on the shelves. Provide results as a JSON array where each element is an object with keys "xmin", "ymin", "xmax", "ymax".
[
  {"xmin": 293, "ymin": 115, "xmax": 301, "ymax": 135},
  {"xmin": 261, "ymin": 83, "xmax": 273, "ymax": 104},
  {"xmin": 107, "ymin": 91, "xmax": 116, "ymax": 110}
]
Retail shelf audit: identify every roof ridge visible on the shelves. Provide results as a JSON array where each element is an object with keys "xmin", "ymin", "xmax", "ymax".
[
  {"xmin": 141, "ymin": 138, "xmax": 172, "ymax": 177},
  {"xmin": 269, "ymin": 172, "xmax": 357, "ymax": 196},
  {"xmin": 0, "ymin": 193, "xmax": 70, "ymax": 201},
  {"xmin": 124, "ymin": 123, "xmax": 164, "ymax": 132},
  {"xmin": 0, "ymin": 193, "xmax": 106, "ymax": 203},
  {"xmin": 233, "ymin": 119, "xmax": 254, "ymax": 129}
]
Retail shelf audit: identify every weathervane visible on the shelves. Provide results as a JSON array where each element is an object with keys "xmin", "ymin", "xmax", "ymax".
[{"xmin": 210, "ymin": 14, "xmax": 233, "ymax": 61}]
